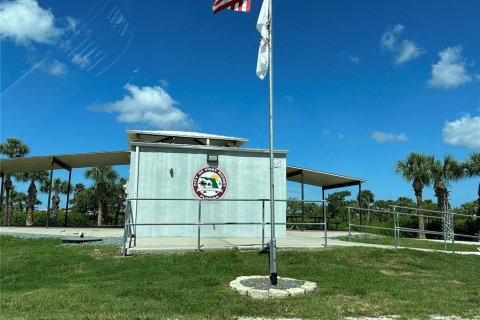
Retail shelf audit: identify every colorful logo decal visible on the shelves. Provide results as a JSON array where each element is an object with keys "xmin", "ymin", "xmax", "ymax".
[{"xmin": 192, "ymin": 167, "xmax": 227, "ymax": 200}]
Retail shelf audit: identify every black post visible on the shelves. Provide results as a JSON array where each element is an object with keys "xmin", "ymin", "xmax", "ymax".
[
  {"xmin": 46, "ymin": 158, "xmax": 54, "ymax": 228},
  {"xmin": 64, "ymin": 169, "xmax": 72, "ymax": 227},
  {"xmin": 358, "ymin": 182, "xmax": 362, "ymax": 225}
]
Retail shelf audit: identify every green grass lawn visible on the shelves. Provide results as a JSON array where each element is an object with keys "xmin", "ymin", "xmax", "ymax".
[
  {"xmin": 1, "ymin": 235, "xmax": 479, "ymax": 320},
  {"xmin": 337, "ymin": 235, "xmax": 479, "ymax": 252}
]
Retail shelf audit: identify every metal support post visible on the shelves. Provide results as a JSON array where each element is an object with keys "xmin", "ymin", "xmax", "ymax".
[
  {"xmin": 322, "ymin": 188, "xmax": 325, "ymax": 231},
  {"xmin": 348, "ymin": 207, "xmax": 351, "ymax": 241},
  {"xmin": 393, "ymin": 206, "xmax": 399, "ymax": 248},
  {"xmin": 197, "ymin": 200, "xmax": 202, "ymax": 251},
  {"xmin": 358, "ymin": 183, "xmax": 362, "ymax": 225},
  {"xmin": 45, "ymin": 158, "xmax": 54, "ymax": 228},
  {"xmin": 451, "ymin": 213, "xmax": 455, "ymax": 253},
  {"xmin": 323, "ymin": 199, "xmax": 327, "ymax": 248},
  {"xmin": 0, "ymin": 172, "xmax": 4, "ymax": 216},
  {"xmin": 301, "ymin": 171, "xmax": 304, "ymax": 231},
  {"xmin": 122, "ymin": 201, "xmax": 129, "ymax": 257},
  {"xmin": 262, "ymin": 200, "xmax": 265, "ymax": 250},
  {"xmin": 443, "ymin": 215, "xmax": 447, "ymax": 251},
  {"xmin": 64, "ymin": 169, "xmax": 72, "ymax": 227}
]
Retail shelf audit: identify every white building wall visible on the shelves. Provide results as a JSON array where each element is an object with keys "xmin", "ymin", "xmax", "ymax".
[{"xmin": 128, "ymin": 144, "xmax": 287, "ymax": 238}]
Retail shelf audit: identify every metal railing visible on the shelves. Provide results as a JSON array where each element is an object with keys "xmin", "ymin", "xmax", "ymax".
[
  {"xmin": 122, "ymin": 198, "xmax": 327, "ymax": 256},
  {"xmin": 347, "ymin": 206, "xmax": 479, "ymax": 253}
]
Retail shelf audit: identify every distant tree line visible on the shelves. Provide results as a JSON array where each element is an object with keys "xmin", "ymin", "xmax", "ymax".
[
  {"xmin": 0, "ymin": 138, "xmax": 127, "ymax": 227},
  {"xmin": 287, "ymin": 152, "xmax": 479, "ymax": 239},
  {"xmin": 2, "ymin": 138, "xmax": 479, "ymax": 234}
]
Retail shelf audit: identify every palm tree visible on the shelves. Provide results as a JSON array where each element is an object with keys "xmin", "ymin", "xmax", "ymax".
[
  {"xmin": 70, "ymin": 183, "xmax": 85, "ymax": 205},
  {"xmin": 16, "ymin": 171, "xmax": 49, "ymax": 226},
  {"xmin": 463, "ymin": 152, "xmax": 480, "ymax": 235},
  {"xmin": 0, "ymin": 138, "xmax": 30, "ymax": 225},
  {"xmin": 357, "ymin": 189, "xmax": 375, "ymax": 224},
  {"xmin": 50, "ymin": 178, "xmax": 69, "ymax": 225},
  {"xmin": 10, "ymin": 188, "xmax": 28, "ymax": 213},
  {"xmin": 114, "ymin": 177, "xmax": 127, "ymax": 226},
  {"xmin": 396, "ymin": 152, "xmax": 434, "ymax": 239},
  {"xmin": 84, "ymin": 166, "xmax": 119, "ymax": 226},
  {"xmin": 431, "ymin": 155, "xmax": 463, "ymax": 240}
]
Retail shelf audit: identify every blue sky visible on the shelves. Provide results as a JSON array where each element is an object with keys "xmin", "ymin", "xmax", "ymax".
[{"xmin": 1, "ymin": 0, "xmax": 479, "ymax": 208}]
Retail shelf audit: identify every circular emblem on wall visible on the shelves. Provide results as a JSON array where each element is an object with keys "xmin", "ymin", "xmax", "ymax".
[{"xmin": 192, "ymin": 167, "xmax": 227, "ymax": 200}]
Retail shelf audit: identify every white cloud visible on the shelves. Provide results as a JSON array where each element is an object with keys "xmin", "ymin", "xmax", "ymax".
[
  {"xmin": 72, "ymin": 54, "xmax": 91, "ymax": 69},
  {"xmin": 428, "ymin": 46, "xmax": 475, "ymax": 89},
  {"xmin": 381, "ymin": 24, "xmax": 404, "ymax": 51},
  {"xmin": 0, "ymin": 0, "xmax": 63, "ymax": 45},
  {"xmin": 339, "ymin": 51, "xmax": 359, "ymax": 64},
  {"xmin": 442, "ymin": 114, "xmax": 480, "ymax": 148},
  {"xmin": 89, "ymin": 83, "xmax": 193, "ymax": 129},
  {"xmin": 337, "ymin": 133, "xmax": 344, "ymax": 140},
  {"xmin": 381, "ymin": 24, "xmax": 424, "ymax": 65},
  {"xmin": 395, "ymin": 40, "xmax": 424, "ymax": 65},
  {"xmin": 159, "ymin": 79, "xmax": 169, "ymax": 87},
  {"xmin": 371, "ymin": 131, "xmax": 408, "ymax": 143},
  {"xmin": 41, "ymin": 59, "xmax": 67, "ymax": 76}
]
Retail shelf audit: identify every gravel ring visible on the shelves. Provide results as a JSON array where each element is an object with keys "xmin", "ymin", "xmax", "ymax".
[
  {"xmin": 1, "ymin": 232, "xmax": 123, "ymax": 247},
  {"xmin": 240, "ymin": 278, "xmax": 304, "ymax": 290}
]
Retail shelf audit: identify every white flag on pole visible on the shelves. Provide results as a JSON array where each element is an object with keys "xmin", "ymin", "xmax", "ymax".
[{"xmin": 256, "ymin": 0, "xmax": 270, "ymax": 80}]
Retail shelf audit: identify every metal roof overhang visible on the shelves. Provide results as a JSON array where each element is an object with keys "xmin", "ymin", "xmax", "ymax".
[
  {"xmin": 0, "ymin": 152, "xmax": 366, "ymax": 191},
  {"xmin": 0, "ymin": 151, "xmax": 130, "ymax": 173},
  {"xmin": 286, "ymin": 165, "xmax": 366, "ymax": 190}
]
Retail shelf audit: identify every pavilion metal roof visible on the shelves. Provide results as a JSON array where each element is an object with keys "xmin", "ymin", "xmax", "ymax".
[
  {"xmin": 286, "ymin": 165, "xmax": 366, "ymax": 190},
  {"xmin": 0, "ymin": 151, "xmax": 130, "ymax": 173},
  {"xmin": 0, "ymin": 151, "xmax": 365, "ymax": 190}
]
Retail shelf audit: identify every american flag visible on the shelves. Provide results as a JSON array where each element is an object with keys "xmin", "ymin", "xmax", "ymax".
[{"xmin": 212, "ymin": 0, "xmax": 251, "ymax": 14}]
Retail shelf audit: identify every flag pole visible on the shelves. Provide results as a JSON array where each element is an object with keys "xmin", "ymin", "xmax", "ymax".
[{"xmin": 268, "ymin": 0, "xmax": 277, "ymax": 286}]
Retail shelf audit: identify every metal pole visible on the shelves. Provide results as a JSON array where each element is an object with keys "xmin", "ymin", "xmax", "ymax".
[
  {"xmin": 323, "ymin": 199, "xmax": 327, "ymax": 248},
  {"xmin": 262, "ymin": 200, "xmax": 265, "ymax": 250},
  {"xmin": 301, "ymin": 171, "xmax": 304, "ymax": 231},
  {"xmin": 64, "ymin": 169, "xmax": 72, "ymax": 227},
  {"xmin": 348, "ymin": 207, "xmax": 351, "ymax": 241},
  {"xmin": 322, "ymin": 187, "xmax": 325, "ymax": 231},
  {"xmin": 396, "ymin": 211, "xmax": 400, "ymax": 247},
  {"xmin": 443, "ymin": 214, "xmax": 447, "ymax": 251},
  {"xmin": 0, "ymin": 172, "xmax": 4, "ymax": 216},
  {"xmin": 393, "ymin": 207, "xmax": 398, "ymax": 249},
  {"xmin": 268, "ymin": 0, "xmax": 277, "ymax": 285},
  {"xmin": 197, "ymin": 200, "xmax": 202, "ymax": 251},
  {"xmin": 134, "ymin": 146, "xmax": 140, "ymax": 247},
  {"xmin": 451, "ymin": 213, "xmax": 455, "ymax": 253},
  {"xmin": 358, "ymin": 183, "xmax": 362, "ymax": 225},
  {"xmin": 122, "ymin": 201, "xmax": 129, "ymax": 256},
  {"xmin": 45, "ymin": 158, "xmax": 54, "ymax": 228}
]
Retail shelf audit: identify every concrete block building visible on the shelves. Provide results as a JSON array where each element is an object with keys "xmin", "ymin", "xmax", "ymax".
[{"xmin": 127, "ymin": 130, "xmax": 287, "ymax": 238}]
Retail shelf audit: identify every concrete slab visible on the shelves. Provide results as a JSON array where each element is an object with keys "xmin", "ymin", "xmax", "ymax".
[
  {"xmin": 61, "ymin": 237, "xmax": 103, "ymax": 243},
  {"xmin": 0, "ymin": 226, "xmax": 124, "ymax": 238}
]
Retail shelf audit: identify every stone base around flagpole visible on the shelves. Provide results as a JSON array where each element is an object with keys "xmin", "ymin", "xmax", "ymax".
[{"xmin": 229, "ymin": 275, "xmax": 317, "ymax": 299}]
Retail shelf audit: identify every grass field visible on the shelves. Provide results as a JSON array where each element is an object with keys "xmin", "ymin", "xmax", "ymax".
[
  {"xmin": 337, "ymin": 235, "xmax": 480, "ymax": 252},
  {"xmin": 1, "ymin": 235, "xmax": 479, "ymax": 320}
]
